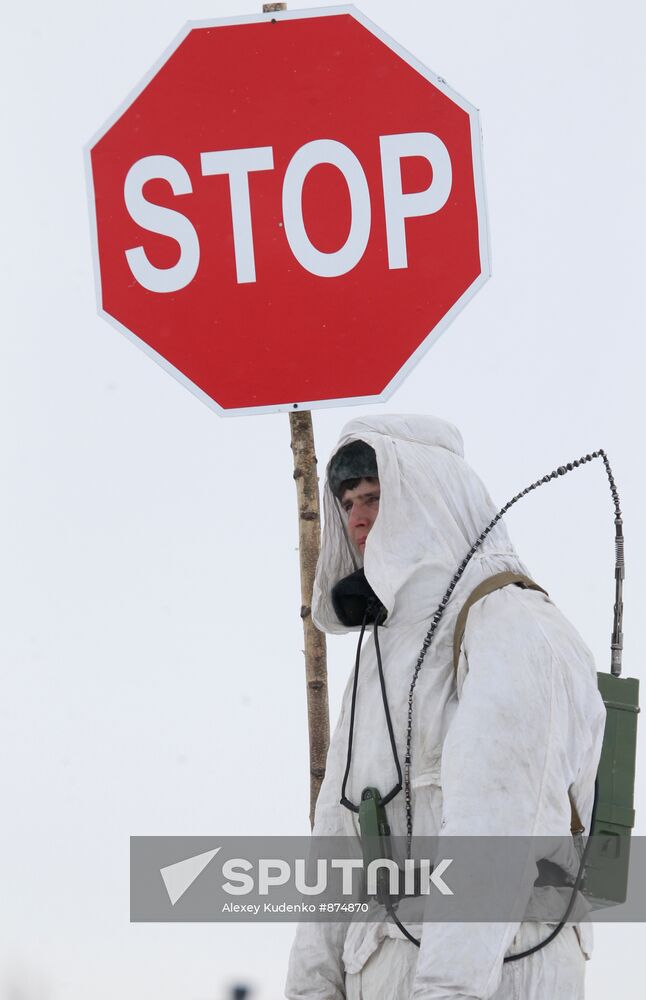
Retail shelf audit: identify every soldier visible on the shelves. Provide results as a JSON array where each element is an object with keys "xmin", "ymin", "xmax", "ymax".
[{"xmin": 286, "ymin": 413, "xmax": 605, "ymax": 1000}]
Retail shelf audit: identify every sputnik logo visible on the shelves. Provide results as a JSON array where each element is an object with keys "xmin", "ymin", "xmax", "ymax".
[{"xmin": 160, "ymin": 847, "xmax": 221, "ymax": 905}]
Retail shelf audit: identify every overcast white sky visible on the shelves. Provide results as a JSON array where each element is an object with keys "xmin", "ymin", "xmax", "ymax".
[{"xmin": 2, "ymin": 1, "xmax": 645, "ymax": 998}]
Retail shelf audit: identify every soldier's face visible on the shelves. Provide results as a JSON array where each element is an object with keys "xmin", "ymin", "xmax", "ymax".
[{"xmin": 340, "ymin": 478, "xmax": 380, "ymax": 554}]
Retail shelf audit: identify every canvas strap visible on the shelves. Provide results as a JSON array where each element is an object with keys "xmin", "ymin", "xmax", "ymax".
[{"xmin": 452, "ymin": 572, "xmax": 585, "ymax": 836}]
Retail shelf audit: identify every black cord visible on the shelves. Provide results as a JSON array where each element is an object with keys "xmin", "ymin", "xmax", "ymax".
[
  {"xmin": 503, "ymin": 778, "xmax": 600, "ymax": 962},
  {"xmin": 340, "ymin": 612, "xmax": 403, "ymax": 812},
  {"xmin": 383, "ymin": 778, "xmax": 600, "ymax": 954},
  {"xmin": 373, "ymin": 619, "xmax": 403, "ymax": 806},
  {"xmin": 385, "ymin": 899, "xmax": 423, "ymax": 946},
  {"xmin": 340, "ymin": 610, "xmax": 369, "ymax": 813}
]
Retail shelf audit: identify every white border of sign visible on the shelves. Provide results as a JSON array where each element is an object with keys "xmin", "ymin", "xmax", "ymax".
[{"xmin": 85, "ymin": 4, "xmax": 491, "ymax": 418}]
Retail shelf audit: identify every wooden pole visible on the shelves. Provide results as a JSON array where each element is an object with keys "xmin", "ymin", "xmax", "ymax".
[
  {"xmin": 261, "ymin": 1, "xmax": 329, "ymax": 827},
  {"xmin": 289, "ymin": 410, "xmax": 330, "ymax": 828}
]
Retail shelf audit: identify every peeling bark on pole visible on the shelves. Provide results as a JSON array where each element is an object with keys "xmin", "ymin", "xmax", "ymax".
[{"xmin": 289, "ymin": 410, "xmax": 330, "ymax": 827}]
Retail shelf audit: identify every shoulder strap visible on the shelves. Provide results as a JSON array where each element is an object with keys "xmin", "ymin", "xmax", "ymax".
[
  {"xmin": 452, "ymin": 572, "xmax": 547, "ymax": 675},
  {"xmin": 450, "ymin": 572, "xmax": 585, "ymax": 836}
]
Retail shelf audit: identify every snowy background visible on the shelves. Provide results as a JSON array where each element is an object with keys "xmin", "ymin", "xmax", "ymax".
[{"xmin": 1, "ymin": 0, "xmax": 644, "ymax": 997}]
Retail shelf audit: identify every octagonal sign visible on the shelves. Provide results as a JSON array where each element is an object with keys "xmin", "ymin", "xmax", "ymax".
[{"xmin": 87, "ymin": 6, "xmax": 490, "ymax": 415}]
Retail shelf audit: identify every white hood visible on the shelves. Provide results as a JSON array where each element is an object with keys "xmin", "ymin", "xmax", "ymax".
[{"xmin": 314, "ymin": 413, "xmax": 527, "ymax": 631}]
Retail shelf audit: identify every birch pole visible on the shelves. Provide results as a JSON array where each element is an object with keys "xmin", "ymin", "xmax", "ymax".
[
  {"xmin": 289, "ymin": 410, "xmax": 330, "ymax": 827},
  {"xmin": 260, "ymin": 3, "xmax": 330, "ymax": 826}
]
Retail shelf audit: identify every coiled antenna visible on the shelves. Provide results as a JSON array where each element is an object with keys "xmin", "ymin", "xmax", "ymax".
[{"xmin": 404, "ymin": 449, "xmax": 624, "ymax": 854}]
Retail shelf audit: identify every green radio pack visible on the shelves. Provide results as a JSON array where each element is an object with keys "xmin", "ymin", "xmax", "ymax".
[{"xmin": 584, "ymin": 671, "xmax": 640, "ymax": 906}]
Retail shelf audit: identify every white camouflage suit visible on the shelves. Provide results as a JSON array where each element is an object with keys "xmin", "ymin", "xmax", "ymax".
[{"xmin": 286, "ymin": 414, "xmax": 606, "ymax": 1000}]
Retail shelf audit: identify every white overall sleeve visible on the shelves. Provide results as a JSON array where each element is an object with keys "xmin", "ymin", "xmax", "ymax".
[{"xmin": 411, "ymin": 590, "xmax": 586, "ymax": 1000}]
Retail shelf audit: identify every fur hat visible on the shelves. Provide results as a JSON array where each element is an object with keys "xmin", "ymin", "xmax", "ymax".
[{"xmin": 327, "ymin": 440, "xmax": 378, "ymax": 499}]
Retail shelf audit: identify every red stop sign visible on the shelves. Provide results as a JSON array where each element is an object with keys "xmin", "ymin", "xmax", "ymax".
[{"xmin": 88, "ymin": 7, "xmax": 489, "ymax": 415}]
